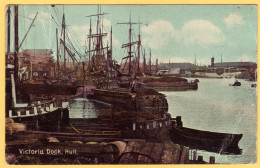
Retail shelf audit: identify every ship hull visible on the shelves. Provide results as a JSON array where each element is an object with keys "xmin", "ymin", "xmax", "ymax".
[
  {"xmin": 144, "ymin": 83, "xmax": 198, "ymax": 91},
  {"xmin": 170, "ymin": 126, "xmax": 243, "ymax": 154},
  {"xmin": 10, "ymin": 107, "xmax": 70, "ymax": 131},
  {"xmin": 140, "ymin": 77, "xmax": 198, "ymax": 91}
]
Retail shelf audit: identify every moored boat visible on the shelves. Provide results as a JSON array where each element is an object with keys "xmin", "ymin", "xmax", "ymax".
[
  {"xmin": 231, "ymin": 80, "xmax": 241, "ymax": 86},
  {"xmin": 139, "ymin": 76, "xmax": 198, "ymax": 91},
  {"xmin": 92, "ymin": 87, "xmax": 168, "ymax": 114},
  {"xmin": 6, "ymin": 63, "xmax": 70, "ymax": 131},
  {"xmin": 7, "ymin": 99, "xmax": 70, "ymax": 131},
  {"xmin": 170, "ymin": 125, "xmax": 243, "ymax": 154}
]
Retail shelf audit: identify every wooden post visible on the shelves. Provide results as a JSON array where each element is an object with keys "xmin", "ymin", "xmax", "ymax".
[
  {"xmin": 197, "ymin": 155, "xmax": 203, "ymax": 162},
  {"xmin": 209, "ymin": 156, "xmax": 215, "ymax": 164},
  {"xmin": 57, "ymin": 109, "xmax": 61, "ymax": 132},
  {"xmin": 193, "ymin": 150, "xmax": 196, "ymax": 160}
]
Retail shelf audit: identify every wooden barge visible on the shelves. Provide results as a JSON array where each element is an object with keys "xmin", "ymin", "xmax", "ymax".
[
  {"xmin": 139, "ymin": 77, "xmax": 198, "ymax": 91},
  {"xmin": 170, "ymin": 126, "xmax": 243, "ymax": 154},
  {"xmin": 92, "ymin": 88, "xmax": 168, "ymax": 114}
]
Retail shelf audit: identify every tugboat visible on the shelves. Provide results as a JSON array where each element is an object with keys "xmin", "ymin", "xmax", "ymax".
[
  {"xmin": 232, "ymin": 80, "xmax": 241, "ymax": 86},
  {"xmin": 251, "ymin": 83, "xmax": 257, "ymax": 88}
]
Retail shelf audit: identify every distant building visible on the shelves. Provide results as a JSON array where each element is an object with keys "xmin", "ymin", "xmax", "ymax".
[
  {"xmin": 21, "ymin": 49, "xmax": 54, "ymax": 65},
  {"xmin": 7, "ymin": 49, "xmax": 55, "ymax": 80},
  {"xmin": 212, "ymin": 61, "xmax": 257, "ymax": 76},
  {"xmin": 158, "ymin": 63, "xmax": 194, "ymax": 70},
  {"xmin": 196, "ymin": 61, "xmax": 257, "ymax": 79},
  {"xmin": 214, "ymin": 62, "xmax": 256, "ymax": 69}
]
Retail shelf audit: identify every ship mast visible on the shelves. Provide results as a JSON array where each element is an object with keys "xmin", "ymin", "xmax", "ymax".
[
  {"xmin": 19, "ymin": 12, "xmax": 38, "ymax": 50},
  {"xmin": 137, "ymin": 16, "xmax": 141, "ymax": 74},
  {"xmin": 194, "ymin": 54, "xmax": 197, "ymax": 66},
  {"xmin": 61, "ymin": 8, "xmax": 66, "ymax": 71},
  {"xmin": 108, "ymin": 26, "xmax": 113, "ymax": 76},
  {"xmin": 221, "ymin": 53, "xmax": 222, "ymax": 67},
  {"xmin": 143, "ymin": 49, "xmax": 146, "ymax": 74},
  {"xmin": 97, "ymin": 6, "xmax": 100, "ymax": 63},
  {"xmin": 56, "ymin": 28, "xmax": 60, "ymax": 84},
  {"xmin": 128, "ymin": 15, "xmax": 132, "ymax": 75},
  {"xmin": 118, "ymin": 14, "xmax": 141, "ymax": 75},
  {"xmin": 88, "ymin": 17, "xmax": 92, "ymax": 66},
  {"xmin": 86, "ymin": 6, "xmax": 108, "ymax": 70},
  {"xmin": 6, "ymin": 6, "xmax": 11, "ymax": 61},
  {"xmin": 149, "ymin": 49, "xmax": 152, "ymax": 74},
  {"xmin": 110, "ymin": 26, "xmax": 112, "ymax": 60},
  {"xmin": 155, "ymin": 58, "xmax": 158, "ymax": 74},
  {"xmin": 14, "ymin": 5, "xmax": 19, "ymax": 82}
]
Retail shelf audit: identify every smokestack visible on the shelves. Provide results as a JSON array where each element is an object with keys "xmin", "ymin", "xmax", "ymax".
[{"xmin": 211, "ymin": 57, "xmax": 214, "ymax": 67}]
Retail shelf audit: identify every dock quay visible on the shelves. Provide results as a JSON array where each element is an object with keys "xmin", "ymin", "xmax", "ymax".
[
  {"xmin": 6, "ymin": 114, "xmax": 218, "ymax": 165},
  {"xmin": 6, "ymin": 129, "xmax": 214, "ymax": 164}
]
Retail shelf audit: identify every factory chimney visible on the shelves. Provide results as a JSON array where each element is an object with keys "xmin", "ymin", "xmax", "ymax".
[{"xmin": 211, "ymin": 57, "xmax": 214, "ymax": 67}]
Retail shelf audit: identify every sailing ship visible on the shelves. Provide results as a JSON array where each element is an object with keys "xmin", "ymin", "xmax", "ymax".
[{"xmin": 5, "ymin": 5, "xmax": 71, "ymax": 131}]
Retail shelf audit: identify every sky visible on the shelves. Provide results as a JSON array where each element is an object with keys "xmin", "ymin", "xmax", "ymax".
[{"xmin": 5, "ymin": 5, "xmax": 258, "ymax": 66}]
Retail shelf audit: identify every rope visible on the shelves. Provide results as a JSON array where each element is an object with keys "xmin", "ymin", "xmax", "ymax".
[{"xmin": 69, "ymin": 122, "xmax": 82, "ymax": 135}]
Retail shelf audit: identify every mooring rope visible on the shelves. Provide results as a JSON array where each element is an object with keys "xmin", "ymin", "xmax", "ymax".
[{"xmin": 69, "ymin": 121, "xmax": 82, "ymax": 135}]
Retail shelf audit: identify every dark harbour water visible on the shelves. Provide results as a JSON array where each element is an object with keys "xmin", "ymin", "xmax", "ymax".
[{"xmin": 69, "ymin": 78, "xmax": 257, "ymax": 164}]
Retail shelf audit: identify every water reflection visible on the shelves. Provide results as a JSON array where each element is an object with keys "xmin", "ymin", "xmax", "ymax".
[
  {"xmin": 69, "ymin": 98, "xmax": 111, "ymax": 118},
  {"xmin": 68, "ymin": 78, "xmax": 256, "ymax": 164}
]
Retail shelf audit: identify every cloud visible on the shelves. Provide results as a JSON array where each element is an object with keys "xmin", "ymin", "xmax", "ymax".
[
  {"xmin": 28, "ymin": 11, "xmax": 52, "ymax": 25},
  {"xmin": 169, "ymin": 57, "xmax": 190, "ymax": 63},
  {"xmin": 141, "ymin": 19, "xmax": 225, "ymax": 49},
  {"xmin": 102, "ymin": 19, "xmax": 111, "ymax": 27},
  {"xmin": 178, "ymin": 20, "xmax": 225, "ymax": 47},
  {"xmin": 68, "ymin": 18, "xmax": 112, "ymax": 44},
  {"xmin": 224, "ymin": 13, "xmax": 245, "ymax": 28},
  {"xmin": 141, "ymin": 20, "xmax": 177, "ymax": 49},
  {"xmin": 69, "ymin": 24, "xmax": 89, "ymax": 44},
  {"xmin": 25, "ymin": 11, "xmax": 55, "ymax": 49}
]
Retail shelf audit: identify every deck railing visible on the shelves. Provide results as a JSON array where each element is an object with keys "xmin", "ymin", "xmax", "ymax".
[{"xmin": 8, "ymin": 99, "xmax": 69, "ymax": 118}]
